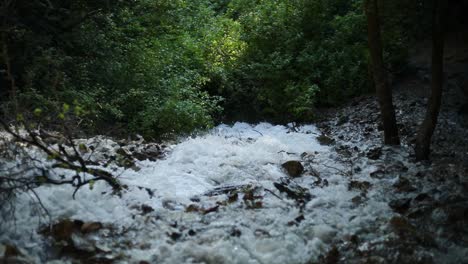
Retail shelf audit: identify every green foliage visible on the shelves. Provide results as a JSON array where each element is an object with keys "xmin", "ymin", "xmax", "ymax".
[
  {"xmin": 212, "ymin": 0, "xmax": 370, "ymax": 121},
  {"xmin": 1, "ymin": 0, "xmax": 434, "ymax": 135}
]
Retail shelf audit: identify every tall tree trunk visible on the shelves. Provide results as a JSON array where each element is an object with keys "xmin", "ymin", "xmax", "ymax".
[
  {"xmin": 365, "ymin": 0, "xmax": 400, "ymax": 145},
  {"xmin": 1, "ymin": 34, "xmax": 18, "ymax": 115},
  {"xmin": 415, "ymin": 0, "xmax": 448, "ymax": 161}
]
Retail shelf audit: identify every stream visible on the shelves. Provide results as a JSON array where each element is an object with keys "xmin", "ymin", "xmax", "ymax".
[{"xmin": 1, "ymin": 121, "xmax": 467, "ymax": 263}]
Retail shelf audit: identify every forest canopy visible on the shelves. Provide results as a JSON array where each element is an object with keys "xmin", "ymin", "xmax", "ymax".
[{"xmin": 0, "ymin": 0, "xmax": 434, "ymax": 139}]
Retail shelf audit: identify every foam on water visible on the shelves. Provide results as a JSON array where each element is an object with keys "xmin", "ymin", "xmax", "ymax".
[{"xmin": 0, "ymin": 122, "xmax": 396, "ymax": 263}]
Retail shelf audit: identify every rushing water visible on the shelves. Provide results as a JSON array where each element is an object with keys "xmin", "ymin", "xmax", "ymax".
[{"xmin": 2, "ymin": 122, "xmax": 463, "ymax": 263}]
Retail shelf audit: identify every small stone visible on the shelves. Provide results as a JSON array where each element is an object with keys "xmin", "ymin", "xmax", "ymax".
[
  {"xmin": 81, "ymin": 222, "xmax": 103, "ymax": 234},
  {"xmin": 393, "ymin": 177, "xmax": 416, "ymax": 193},
  {"xmin": 116, "ymin": 147, "xmax": 132, "ymax": 157},
  {"xmin": 317, "ymin": 135, "xmax": 336, "ymax": 145},
  {"xmin": 323, "ymin": 246, "xmax": 340, "ymax": 264},
  {"xmin": 282, "ymin": 161, "xmax": 304, "ymax": 178},
  {"xmin": 366, "ymin": 147, "xmax": 382, "ymax": 160},
  {"xmin": 185, "ymin": 204, "xmax": 200, "ymax": 213},
  {"xmin": 141, "ymin": 204, "xmax": 154, "ymax": 215},
  {"xmin": 274, "ymin": 177, "xmax": 311, "ymax": 201},
  {"xmin": 389, "ymin": 198, "xmax": 411, "ymax": 214},
  {"xmin": 370, "ymin": 168, "xmax": 386, "ymax": 179},
  {"xmin": 0, "ymin": 244, "xmax": 21, "ymax": 258},
  {"xmin": 47, "ymin": 219, "xmax": 77, "ymax": 242},
  {"xmin": 348, "ymin": 181, "xmax": 372, "ymax": 192}
]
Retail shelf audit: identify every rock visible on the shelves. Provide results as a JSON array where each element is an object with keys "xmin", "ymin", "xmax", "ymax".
[
  {"xmin": 282, "ymin": 160, "xmax": 304, "ymax": 177},
  {"xmin": 406, "ymin": 206, "xmax": 432, "ymax": 219},
  {"xmin": 387, "ymin": 161, "xmax": 409, "ymax": 172},
  {"xmin": 389, "ymin": 198, "xmax": 411, "ymax": 214},
  {"xmin": 141, "ymin": 204, "xmax": 155, "ymax": 215},
  {"xmin": 444, "ymin": 202, "xmax": 468, "ymax": 224},
  {"xmin": 366, "ymin": 147, "xmax": 382, "ymax": 160},
  {"xmin": 317, "ymin": 134, "xmax": 335, "ymax": 145},
  {"xmin": 351, "ymin": 195, "xmax": 366, "ymax": 207},
  {"xmin": 348, "ymin": 181, "xmax": 372, "ymax": 192},
  {"xmin": 0, "ymin": 243, "xmax": 31, "ymax": 264},
  {"xmin": 370, "ymin": 168, "xmax": 386, "ymax": 179},
  {"xmin": 81, "ymin": 222, "xmax": 103, "ymax": 234},
  {"xmin": 287, "ymin": 214, "xmax": 305, "ymax": 226},
  {"xmin": 144, "ymin": 144, "xmax": 164, "ymax": 160},
  {"xmin": 389, "ymin": 216, "xmax": 414, "ymax": 237},
  {"xmin": 274, "ymin": 177, "xmax": 311, "ymax": 201},
  {"xmin": 414, "ymin": 193, "xmax": 432, "ymax": 202},
  {"xmin": 204, "ymin": 184, "xmax": 253, "ymax": 196},
  {"xmin": 132, "ymin": 144, "xmax": 164, "ymax": 161},
  {"xmin": 0, "ymin": 244, "xmax": 21, "ymax": 258},
  {"xmin": 47, "ymin": 219, "xmax": 79, "ymax": 242},
  {"xmin": 308, "ymin": 167, "xmax": 321, "ymax": 177},
  {"xmin": 185, "ymin": 204, "xmax": 201, "ymax": 213},
  {"xmin": 230, "ymin": 228, "xmax": 242, "ymax": 237},
  {"xmin": 393, "ymin": 177, "xmax": 416, "ymax": 193},
  {"xmin": 322, "ymin": 246, "xmax": 340, "ymax": 264},
  {"xmin": 116, "ymin": 147, "xmax": 132, "ymax": 157},
  {"xmin": 168, "ymin": 232, "xmax": 182, "ymax": 241}
]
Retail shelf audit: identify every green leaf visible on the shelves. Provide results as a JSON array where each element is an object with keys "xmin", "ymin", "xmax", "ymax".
[{"xmin": 33, "ymin": 108, "xmax": 43, "ymax": 117}]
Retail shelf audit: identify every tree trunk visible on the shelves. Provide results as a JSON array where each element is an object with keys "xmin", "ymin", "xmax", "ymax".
[
  {"xmin": 365, "ymin": 0, "xmax": 400, "ymax": 145},
  {"xmin": 1, "ymin": 35, "xmax": 18, "ymax": 115},
  {"xmin": 414, "ymin": 0, "xmax": 448, "ymax": 161}
]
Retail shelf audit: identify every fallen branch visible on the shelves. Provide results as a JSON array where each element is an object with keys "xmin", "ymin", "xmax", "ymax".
[{"xmin": 0, "ymin": 119, "xmax": 123, "ymax": 198}]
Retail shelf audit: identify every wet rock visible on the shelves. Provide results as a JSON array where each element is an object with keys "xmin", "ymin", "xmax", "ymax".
[
  {"xmin": 204, "ymin": 184, "xmax": 252, "ymax": 196},
  {"xmin": 322, "ymin": 246, "xmax": 340, "ymax": 264},
  {"xmin": 116, "ymin": 147, "xmax": 132, "ymax": 157},
  {"xmin": 348, "ymin": 181, "xmax": 372, "ymax": 192},
  {"xmin": 336, "ymin": 115, "xmax": 349, "ymax": 126},
  {"xmin": 389, "ymin": 216, "xmax": 436, "ymax": 247},
  {"xmin": 185, "ymin": 204, "xmax": 201, "ymax": 213},
  {"xmin": 370, "ymin": 168, "xmax": 386, "ymax": 179},
  {"xmin": 126, "ymin": 143, "xmax": 165, "ymax": 161},
  {"xmin": 336, "ymin": 145, "xmax": 353, "ymax": 158},
  {"xmin": 351, "ymin": 195, "xmax": 366, "ymax": 207},
  {"xmin": 230, "ymin": 228, "xmax": 242, "ymax": 237},
  {"xmin": 185, "ymin": 204, "xmax": 219, "ymax": 215},
  {"xmin": 0, "ymin": 244, "xmax": 21, "ymax": 258},
  {"xmin": 81, "ymin": 222, "xmax": 103, "ymax": 234},
  {"xmin": 308, "ymin": 167, "xmax": 321, "ymax": 178},
  {"xmin": 282, "ymin": 160, "xmax": 304, "ymax": 178},
  {"xmin": 406, "ymin": 206, "xmax": 431, "ymax": 219},
  {"xmin": 445, "ymin": 202, "xmax": 468, "ymax": 224},
  {"xmin": 431, "ymin": 207, "xmax": 449, "ymax": 224},
  {"xmin": 254, "ymin": 229, "xmax": 270, "ymax": 238},
  {"xmin": 168, "ymin": 232, "xmax": 182, "ymax": 241},
  {"xmin": 393, "ymin": 177, "xmax": 416, "ymax": 193},
  {"xmin": 366, "ymin": 147, "xmax": 382, "ymax": 160},
  {"xmin": 317, "ymin": 134, "xmax": 335, "ymax": 145},
  {"xmin": 389, "ymin": 216, "xmax": 415, "ymax": 237},
  {"xmin": 141, "ymin": 204, "xmax": 155, "ymax": 215},
  {"xmin": 288, "ymin": 214, "xmax": 305, "ymax": 226},
  {"xmin": 242, "ymin": 188, "xmax": 263, "ymax": 209},
  {"xmin": 389, "ymin": 198, "xmax": 411, "ymax": 214},
  {"xmin": 414, "ymin": 193, "xmax": 432, "ymax": 202},
  {"xmin": 386, "ymin": 161, "xmax": 409, "ymax": 173},
  {"xmin": 46, "ymin": 219, "xmax": 80, "ymax": 242},
  {"xmin": 274, "ymin": 177, "xmax": 311, "ymax": 201},
  {"xmin": 0, "ymin": 244, "xmax": 30, "ymax": 264}
]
